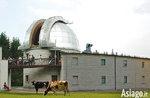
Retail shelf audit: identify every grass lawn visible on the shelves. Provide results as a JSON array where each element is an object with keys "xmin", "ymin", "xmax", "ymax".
[
  {"xmin": 1, "ymin": 91, "xmax": 150, "ymax": 98},
  {"xmin": 0, "ymin": 91, "xmax": 141, "ymax": 98}
]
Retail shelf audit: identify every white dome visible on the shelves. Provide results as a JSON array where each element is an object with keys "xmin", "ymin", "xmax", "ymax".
[
  {"xmin": 49, "ymin": 22, "xmax": 79, "ymax": 51},
  {"xmin": 19, "ymin": 16, "xmax": 80, "ymax": 52}
]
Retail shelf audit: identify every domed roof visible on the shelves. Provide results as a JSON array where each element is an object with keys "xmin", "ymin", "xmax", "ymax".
[{"xmin": 18, "ymin": 16, "xmax": 80, "ymax": 52}]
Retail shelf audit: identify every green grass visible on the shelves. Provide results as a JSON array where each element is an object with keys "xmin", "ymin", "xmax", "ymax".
[
  {"xmin": 0, "ymin": 91, "xmax": 128, "ymax": 98},
  {"xmin": 0, "ymin": 91, "xmax": 150, "ymax": 98}
]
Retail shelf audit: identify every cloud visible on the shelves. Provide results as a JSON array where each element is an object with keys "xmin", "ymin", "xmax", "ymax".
[
  {"xmin": 28, "ymin": 6, "xmax": 71, "ymax": 19},
  {"xmin": 27, "ymin": 0, "xmax": 81, "ymax": 19},
  {"xmin": 24, "ymin": 0, "xmax": 150, "ymax": 57},
  {"xmin": 0, "ymin": 0, "xmax": 7, "ymax": 13},
  {"xmin": 135, "ymin": 0, "xmax": 150, "ymax": 14},
  {"xmin": 40, "ymin": 0, "xmax": 81, "ymax": 8},
  {"xmin": 36, "ymin": 0, "xmax": 81, "ymax": 12}
]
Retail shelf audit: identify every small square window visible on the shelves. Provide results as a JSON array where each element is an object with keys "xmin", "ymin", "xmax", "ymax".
[
  {"xmin": 142, "ymin": 62, "xmax": 144, "ymax": 68},
  {"xmin": 73, "ymin": 76, "xmax": 78, "ymax": 84},
  {"xmin": 72, "ymin": 57, "xmax": 78, "ymax": 65},
  {"xmin": 101, "ymin": 59, "xmax": 106, "ymax": 65},
  {"xmin": 123, "ymin": 60, "xmax": 127, "ymax": 67},
  {"xmin": 101, "ymin": 76, "xmax": 106, "ymax": 84},
  {"xmin": 142, "ymin": 76, "xmax": 145, "ymax": 80},
  {"xmin": 52, "ymin": 75, "xmax": 57, "ymax": 81},
  {"xmin": 124, "ymin": 76, "xmax": 127, "ymax": 83},
  {"xmin": 142, "ymin": 76, "xmax": 145, "ymax": 84},
  {"xmin": 25, "ymin": 75, "xmax": 29, "ymax": 82}
]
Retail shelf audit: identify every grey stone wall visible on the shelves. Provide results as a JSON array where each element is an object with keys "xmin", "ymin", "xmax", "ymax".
[
  {"xmin": 23, "ymin": 49, "xmax": 60, "ymax": 88},
  {"xmin": 0, "ymin": 60, "xmax": 8, "ymax": 90},
  {"xmin": 24, "ymin": 67, "xmax": 60, "ymax": 88},
  {"xmin": 61, "ymin": 54, "xmax": 150, "ymax": 91}
]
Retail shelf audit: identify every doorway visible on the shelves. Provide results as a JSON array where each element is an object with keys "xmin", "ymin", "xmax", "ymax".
[{"xmin": 52, "ymin": 75, "xmax": 57, "ymax": 81}]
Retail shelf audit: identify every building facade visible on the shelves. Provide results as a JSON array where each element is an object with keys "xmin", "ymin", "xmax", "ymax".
[
  {"xmin": 23, "ymin": 52, "xmax": 150, "ymax": 91},
  {"xmin": 60, "ymin": 53, "xmax": 150, "ymax": 91}
]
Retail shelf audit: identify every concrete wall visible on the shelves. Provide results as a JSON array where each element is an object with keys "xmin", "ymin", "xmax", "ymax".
[
  {"xmin": 0, "ymin": 60, "xmax": 8, "ymax": 90},
  {"xmin": 23, "ymin": 49, "xmax": 60, "ymax": 88},
  {"xmin": 135, "ymin": 59, "xmax": 150, "ymax": 89},
  {"xmin": 61, "ymin": 54, "xmax": 115, "ymax": 91},
  {"xmin": 61, "ymin": 54, "xmax": 150, "ymax": 91},
  {"xmin": 116, "ymin": 57, "xmax": 150, "ymax": 90},
  {"xmin": 116, "ymin": 57, "xmax": 136, "ymax": 89},
  {"xmin": 24, "ymin": 67, "xmax": 60, "ymax": 88},
  {"xmin": 23, "ymin": 50, "xmax": 150, "ymax": 91}
]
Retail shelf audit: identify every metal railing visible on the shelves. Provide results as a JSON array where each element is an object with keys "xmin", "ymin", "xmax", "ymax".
[{"xmin": 8, "ymin": 58, "xmax": 61, "ymax": 66}]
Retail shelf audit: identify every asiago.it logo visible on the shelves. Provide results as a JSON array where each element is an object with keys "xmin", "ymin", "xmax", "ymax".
[{"xmin": 121, "ymin": 89, "xmax": 148, "ymax": 98}]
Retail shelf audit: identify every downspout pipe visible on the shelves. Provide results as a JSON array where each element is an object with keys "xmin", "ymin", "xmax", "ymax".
[{"xmin": 114, "ymin": 55, "xmax": 117, "ymax": 90}]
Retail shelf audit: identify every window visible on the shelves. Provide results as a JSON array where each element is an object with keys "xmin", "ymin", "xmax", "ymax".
[
  {"xmin": 72, "ymin": 76, "xmax": 78, "ymax": 85},
  {"xmin": 101, "ymin": 59, "xmax": 106, "ymax": 65},
  {"xmin": 72, "ymin": 57, "xmax": 78, "ymax": 65},
  {"xmin": 25, "ymin": 75, "xmax": 29, "ymax": 82},
  {"xmin": 101, "ymin": 76, "xmax": 106, "ymax": 84},
  {"xmin": 142, "ymin": 76, "xmax": 145, "ymax": 84},
  {"xmin": 142, "ymin": 62, "xmax": 144, "ymax": 68},
  {"xmin": 142, "ymin": 76, "xmax": 145, "ymax": 80},
  {"xmin": 52, "ymin": 75, "xmax": 57, "ymax": 81},
  {"xmin": 124, "ymin": 76, "xmax": 127, "ymax": 83},
  {"xmin": 123, "ymin": 60, "xmax": 127, "ymax": 67}
]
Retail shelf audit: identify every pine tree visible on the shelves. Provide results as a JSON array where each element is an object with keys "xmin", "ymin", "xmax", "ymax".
[
  {"xmin": 10, "ymin": 37, "xmax": 23, "ymax": 86},
  {"xmin": 0, "ymin": 32, "xmax": 10, "ymax": 59},
  {"xmin": 10, "ymin": 37, "xmax": 23, "ymax": 58}
]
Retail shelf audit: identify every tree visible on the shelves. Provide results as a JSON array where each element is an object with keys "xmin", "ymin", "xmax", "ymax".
[
  {"xmin": 10, "ymin": 37, "xmax": 23, "ymax": 58},
  {"xmin": 10, "ymin": 37, "xmax": 23, "ymax": 86},
  {"xmin": 0, "ymin": 32, "xmax": 10, "ymax": 59},
  {"xmin": 11, "ymin": 69, "xmax": 23, "ymax": 86},
  {"xmin": 0, "ymin": 32, "xmax": 23, "ymax": 86}
]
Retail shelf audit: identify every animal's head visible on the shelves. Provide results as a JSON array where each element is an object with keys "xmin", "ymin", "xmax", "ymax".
[
  {"xmin": 44, "ymin": 91, "xmax": 48, "ymax": 96},
  {"xmin": 43, "ymin": 86, "xmax": 51, "ymax": 96},
  {"xmin": 32, "ymin": 81, "xmax": 35, "ymax": 85}
]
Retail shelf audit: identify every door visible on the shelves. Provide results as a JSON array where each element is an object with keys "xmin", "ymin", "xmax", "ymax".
[{"xmin": 52, "ymin": 75, "xmax": 57, "ymax": 81}]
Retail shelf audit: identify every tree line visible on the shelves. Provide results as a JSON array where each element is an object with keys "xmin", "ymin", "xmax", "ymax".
[{"xmin": 0, "ymin": 32, "xmax": 23, "ymax": 86}]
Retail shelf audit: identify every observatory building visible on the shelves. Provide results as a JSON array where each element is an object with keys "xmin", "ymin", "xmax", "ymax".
[
  {"xmin": 18, "ymin": 16, "xmax": 150, "ymax": 91},
  {"xmin": 19, "ymin": 16, "xmax": 80, "ymax": 89},
  {"xmin": 19, "ymin": 16, "xmax": 80, "ymax": 52}
]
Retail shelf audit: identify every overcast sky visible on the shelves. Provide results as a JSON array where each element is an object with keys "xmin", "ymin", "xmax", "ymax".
[{"xmin": 0, "ymin": 0, "xmax": 150, "ymax": 57}]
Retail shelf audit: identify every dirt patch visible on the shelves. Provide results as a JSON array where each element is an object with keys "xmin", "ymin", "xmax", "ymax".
[{"xmin": 8, "ymin": 88, "xmax": 47, "ymax": 94}]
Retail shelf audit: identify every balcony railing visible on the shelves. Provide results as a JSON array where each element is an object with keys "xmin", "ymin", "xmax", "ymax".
[{"xmin": 8, "ymin": 57, "xmax": 61, "ymax": 66}]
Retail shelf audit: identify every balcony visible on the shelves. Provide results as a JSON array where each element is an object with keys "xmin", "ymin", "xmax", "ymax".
[{"xmin": 8, "ymin": 58, "xmax": 61, "ymax": 69}]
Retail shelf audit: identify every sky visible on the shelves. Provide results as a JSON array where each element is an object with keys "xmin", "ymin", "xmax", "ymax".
[{"xmin": 0, "ymin": 0, "xmax": 150, "ymax": 57}]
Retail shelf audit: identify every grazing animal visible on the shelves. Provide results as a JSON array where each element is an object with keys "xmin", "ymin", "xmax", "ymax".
[
  {"xmin": 32, "ymin": 81, "xmax": 49, "ymax": 93},
  {"xmin": 44, "ymin": 81, "xmax": 70, "ymax": 96}
]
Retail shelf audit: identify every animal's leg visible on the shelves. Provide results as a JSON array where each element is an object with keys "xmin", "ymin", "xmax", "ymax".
[
  {"xmin": 64, "ymin": 90, "xmax": 66, "ymax": 96},
  {"xmin": 54, "ymin": 91, "xmax": 57, "ymax": 96},
  {"xmin": 52, "ymin": 88, "xmax": 57, "ymax": 96},
  {"xmin": 52, "ymin": 91, "xmax": 57, "ymax": 96},
  {"xmin": 36, "ymin": 88, "xmax": 38, "ymax": 94},
  {"xmin": 67, "ymin": 88, "xmax": 70, "ymax": 96}
]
